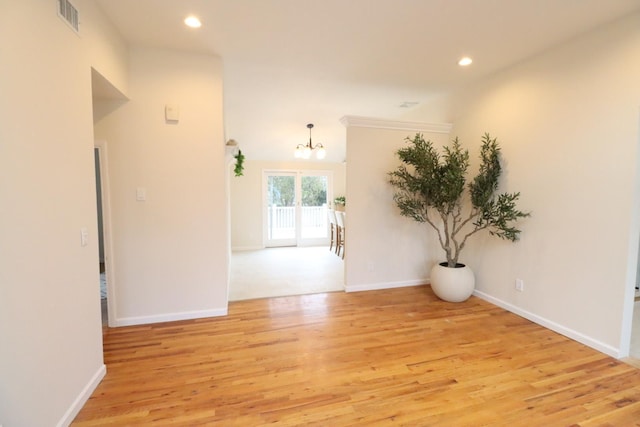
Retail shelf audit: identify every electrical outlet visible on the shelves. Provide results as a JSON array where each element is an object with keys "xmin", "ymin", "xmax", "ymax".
[{"xmin": 515, "ymin": 279, "xmax": 524, "ymax": 292}]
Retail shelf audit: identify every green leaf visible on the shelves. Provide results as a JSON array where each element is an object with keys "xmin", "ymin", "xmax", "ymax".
[
  {"xmin": 388, "ymin": 133, "xmax": 530, "ymax": 265},
  {"xmin": 234, "ymin": 150, "xmax": 245, "ymax": 177}
]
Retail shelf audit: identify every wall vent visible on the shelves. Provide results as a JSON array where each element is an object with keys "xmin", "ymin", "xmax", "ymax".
[{"xmin": 57, "ymin": 0, "xmax": 79, "ymax": 33}]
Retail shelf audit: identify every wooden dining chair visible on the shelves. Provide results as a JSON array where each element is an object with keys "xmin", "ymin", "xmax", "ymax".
[
  {"xmin": 327, "ymin": 209, "xmax": 338, "ymax": 253},
  {"xmin": 335, "ymin": 211, "xmax": 345, "ymax": 259}
]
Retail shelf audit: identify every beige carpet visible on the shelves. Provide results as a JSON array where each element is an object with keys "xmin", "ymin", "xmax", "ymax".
[{"xmin": 229, "ymin": 246, "xmax": 344, "ymax": 301}]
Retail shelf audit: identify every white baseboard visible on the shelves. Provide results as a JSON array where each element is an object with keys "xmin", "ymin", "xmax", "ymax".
[
  {"xmin": 113, "ymin": 307, "xmax": 228, "ymax": 327},
  {"xmin": 346, "ymin": 279, "xmax": 427, "ymax": 293},
  {"xmin": 57, "ymin": 364, "xmax": 106, "ymax": 427},
  {"xmin": 473, "ymin": 290, "xmax": 620, "ymax": 358},
  {"xmin": 232, "ymin": 246, "xmax": 263, "ymax": 252}
]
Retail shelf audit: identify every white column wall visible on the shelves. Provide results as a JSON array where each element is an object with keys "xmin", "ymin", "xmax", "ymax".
[
  {"xmin": 94, "ymin": 47, "xmax": 228, "ymax": 325},
  {"xmin": 0, "ymin": 1, "xmax": 128, "ymax": 425},
  {"xmin": 343, "ymin": 119, "xmax": 451, "ymax": 292}
]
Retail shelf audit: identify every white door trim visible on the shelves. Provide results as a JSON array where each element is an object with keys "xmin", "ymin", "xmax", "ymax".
[{"xmin": 95, "ymin": 140, "xmax": 117, "ymax": 327}]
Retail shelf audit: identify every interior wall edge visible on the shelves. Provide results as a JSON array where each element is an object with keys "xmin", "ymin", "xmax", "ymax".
[
  {"xmin": 111, "ymin": 307, "xmax": 229, "ymax": 327},
  {"xmin": 56, "ymin": 364, "xmax": 107, "ymax": 427}
]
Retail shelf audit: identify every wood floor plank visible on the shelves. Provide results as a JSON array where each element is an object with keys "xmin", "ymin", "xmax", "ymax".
[{"xmin": 73, "ymin": 286, "xmax": 640, "ymax": 426}]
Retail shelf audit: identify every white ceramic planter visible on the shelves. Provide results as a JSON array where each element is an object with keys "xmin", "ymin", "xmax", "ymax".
[{"xmin": 430, "ymin": 262, "xmax": 475, "ymax": 302}]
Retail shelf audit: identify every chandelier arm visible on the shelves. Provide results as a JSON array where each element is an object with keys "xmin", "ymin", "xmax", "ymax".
[{"xmin": 295, "ymin": 123, "xmax": 325, "ymax": 156}]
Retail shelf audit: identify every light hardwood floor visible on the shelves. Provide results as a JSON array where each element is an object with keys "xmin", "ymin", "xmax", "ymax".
[{"xmin": 73, "ymin": 286, "xmax": 640, "ymax": 426}]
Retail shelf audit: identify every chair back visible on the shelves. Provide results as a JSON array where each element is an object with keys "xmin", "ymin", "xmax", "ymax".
[
  {"xmin": 328, "ymin": 209, "xmax": 338, "ymax": 225},
  {"xmin": 335, "ymin": 211, "xmax": 345, "ymax": 228}
]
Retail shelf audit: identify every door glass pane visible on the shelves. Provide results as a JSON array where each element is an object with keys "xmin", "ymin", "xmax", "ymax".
[
  {"xmin": 267, "ymin": 175, "xmax": 296, "ymax": 241},
  {"xmin": 301, "ymin": 175, "xmax": 328, "ymax": 239}
]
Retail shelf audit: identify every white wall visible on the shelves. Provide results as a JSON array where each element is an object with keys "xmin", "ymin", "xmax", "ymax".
[
  {"xmin": 94, "ymin": 47, "xmax": 228, "ymax": 325},
  {"xmin": 78, "ymin": 0, "xmax": 129, "ymax": 96},
  {"xmin": 343, "ymin": 118, "xmax": 451, "ymax": 292},
  {"xmin": 0, "ymin": 0, "xmax": 128, "ymax": 425},
  {"xmin": 443, "ymin": 13, "xmax": 640, "ymax": 356},
  {"xmin": 230, "ymin": 159, "xmax": 346, "ymax": 250}
]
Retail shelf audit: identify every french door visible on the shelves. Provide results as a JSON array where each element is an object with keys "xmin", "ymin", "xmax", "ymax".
[{"xmin": 264, "ymin": 170, "xmax": 332, "ymax": 247}]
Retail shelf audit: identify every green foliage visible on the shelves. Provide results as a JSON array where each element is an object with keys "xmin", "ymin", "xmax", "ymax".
[
  {"xmin": 234, "ymin": 150, "xmax": 245, "ymax": 177},
  {"xmin": 268, "ymin": 175, "xmax": 327, "ymax": 207},
  {"xmin": 302, "ymin": 176, "xmax": 327, "ymax": 207},
  {"xmin": 388, "ymin": 133, "xmax": 530, "ymax": 267},
  {"xmin": 268, "ymin": 176, "xmax": 295, "ymax": 206}
]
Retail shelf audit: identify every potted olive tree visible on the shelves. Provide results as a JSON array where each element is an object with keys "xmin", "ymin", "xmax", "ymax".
[{"xmin": 388, "ymin": 133, "xmax": 529, "ymax": 302}]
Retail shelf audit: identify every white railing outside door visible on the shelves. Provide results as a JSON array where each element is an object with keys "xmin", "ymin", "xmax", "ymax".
[{"xmin": 267, "ymin": 205, "xmax": 328, "ymax": 240}]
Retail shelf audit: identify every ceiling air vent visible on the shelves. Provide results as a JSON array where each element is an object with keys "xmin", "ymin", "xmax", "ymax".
[{"xmin": 57, "ymin": 0, "xmax": 79, "ymax": 33}]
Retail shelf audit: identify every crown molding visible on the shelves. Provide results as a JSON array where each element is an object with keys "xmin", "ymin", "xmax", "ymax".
[{"xmin": 339, "ymin": 115, "xmax": 452, "ymax": 134}]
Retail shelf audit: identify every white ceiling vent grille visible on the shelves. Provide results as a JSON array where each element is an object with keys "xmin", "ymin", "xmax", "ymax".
[{"xmin": 57, "ymin": 0, "xmax": 79, "ymax": 33}]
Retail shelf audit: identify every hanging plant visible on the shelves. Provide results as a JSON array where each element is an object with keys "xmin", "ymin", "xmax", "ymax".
[{"xmin": 234, "ymin": 150, "xmax": 245, "ymax": 177}]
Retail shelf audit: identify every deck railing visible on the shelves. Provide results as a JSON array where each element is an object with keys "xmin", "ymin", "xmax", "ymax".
[{"xmin": 267, "ymin": 205, "xmax": 328, "ymax": 240}]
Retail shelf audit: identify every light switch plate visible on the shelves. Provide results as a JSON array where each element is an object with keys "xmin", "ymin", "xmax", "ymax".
[
  {"xmin": 80, "ymin": 228, "xmax": 88, "ymax": 247},
  {"xmin": 136, "ymin": 187, "xmax": 146, "ymax": 201},
  {"xmin": 165, "ymin": 104, "xmax": 179, "ymax": 122}
]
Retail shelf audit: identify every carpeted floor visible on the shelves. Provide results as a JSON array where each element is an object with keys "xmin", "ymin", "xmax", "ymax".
[
  {"xmin": 100, "ymin": 272, "xmax": 107, "ymax": 299},
  {"xmin": 631, "ymin": 301, "xmax": 640, "ymax": 359},
  {"xmin": 100, "ymin": 271, "xmax": 108, "ymax": 326},
  {"xmin": 229, "ymin": 246, "xmax": 344, "ymax": 301}
]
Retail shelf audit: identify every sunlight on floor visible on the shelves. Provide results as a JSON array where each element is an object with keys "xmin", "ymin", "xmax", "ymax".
[{"xmin": 229, "ymin": 246, "xmax": 344, "ymax": 301}]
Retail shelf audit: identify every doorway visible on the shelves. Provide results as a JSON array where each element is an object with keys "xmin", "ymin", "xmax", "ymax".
[
  {"xmin": 263, "ymin": 170, "xmax": 332, "ymax": 247},
  {"xmin": 229, "ymin": 165, "xmax": 344, "ymax": 302},
  {"xmin": 626, "ymin": 110, "xmax": 640, "ymax": 363},
  {"xmin": 94, "ymin": 141, "xmax": 115, "ymax": 327},
  {"xmin": 629, "ymin": 241, "xmax": 640, "ymax": 361}
]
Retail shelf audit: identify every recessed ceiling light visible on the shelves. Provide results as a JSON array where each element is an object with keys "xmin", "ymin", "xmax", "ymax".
[
  {"xmin": 458, "ymin": 57, "xmax": 473, "ymax": 66},
  {"xmin": 184, "ymin": 16, "xmax": 202, "ymax": 28}
]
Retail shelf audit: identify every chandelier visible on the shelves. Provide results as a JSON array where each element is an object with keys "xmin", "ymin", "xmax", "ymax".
[{"xmin": 294, "ymin": 123, "xmax": 326, "ymax": 159}]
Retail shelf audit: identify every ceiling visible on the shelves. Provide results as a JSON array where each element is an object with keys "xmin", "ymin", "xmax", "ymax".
[{"xmin": 95, "ymin": 0, "xmax": 640, "ymax": 163}]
